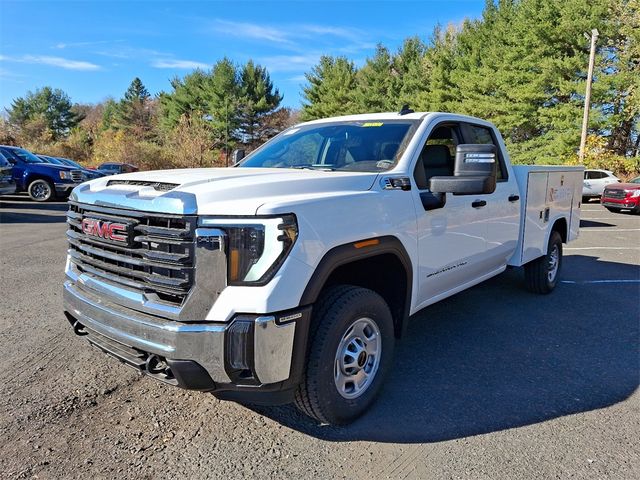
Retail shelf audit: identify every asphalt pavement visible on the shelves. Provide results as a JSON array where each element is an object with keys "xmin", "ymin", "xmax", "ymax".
[{"xmin": 0, "ymin": 194, "xmax": 638, "ymax": 479}]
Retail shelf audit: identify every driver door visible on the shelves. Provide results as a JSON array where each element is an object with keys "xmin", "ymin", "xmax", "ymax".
[{"xmin": 411, "ymin": 123, "xmax": 490, "ymax": 307}]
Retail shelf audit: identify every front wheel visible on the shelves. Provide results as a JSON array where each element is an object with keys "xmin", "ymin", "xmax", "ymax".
[
  {"xmin": 524, "ymin": 231, "xmax": 563, "ymax": 294},
  {"xmin": 28, "ymin": 179, "xmax": 55, "ymax": 202},
  {"xmin": 294, "ymin": 285, "xmax": 395, "ymax": 425}
]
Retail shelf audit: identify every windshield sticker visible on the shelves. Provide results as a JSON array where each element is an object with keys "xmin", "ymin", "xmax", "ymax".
[{"xmin": 362, "ymin": 122, "xmax": 384, "ymax": 127}]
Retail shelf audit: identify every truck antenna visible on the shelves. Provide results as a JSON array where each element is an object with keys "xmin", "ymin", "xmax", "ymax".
[{"xmin": 399, "ymin": 104, "xmax": 414, "ymax": 115}]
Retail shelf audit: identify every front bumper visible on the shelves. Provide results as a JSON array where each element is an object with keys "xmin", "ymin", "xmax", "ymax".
[
  {"xmin": 55, "ymin": 182, "xmax": 81, "ymax": 194},
  {"xmin": 64, "ymin": 281, "xmax": 309, "ymax": 403},
  {"xmin": 601, "ymin": 197, "xmax": 639, "ymax": 209}
]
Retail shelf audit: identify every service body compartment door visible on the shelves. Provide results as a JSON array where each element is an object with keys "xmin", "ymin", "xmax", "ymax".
[{"xmin": 521, "ymin": 172, "xmax": 550, "ymax": 264}]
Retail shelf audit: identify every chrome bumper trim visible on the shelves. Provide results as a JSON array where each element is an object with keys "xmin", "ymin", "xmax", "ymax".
[
  {"xmin": 64, "ymin": 280, "xmax": 230, "ymax": 383},
  {"xmin": 64, "ymin": 280, "xmax": 298, "ymax": 385}
]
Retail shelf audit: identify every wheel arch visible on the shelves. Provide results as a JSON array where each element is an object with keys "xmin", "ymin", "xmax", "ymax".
[
  {"xmin": 550, "ymin": 216, "xmax": 568, "ymax": 243},
  {"xmin": 300, "ymin": 236, "xmax": 413, "ymax": 338},
  {"xmin": 25, "ymin": 173, "xmax": 55, "ymax": 187}
]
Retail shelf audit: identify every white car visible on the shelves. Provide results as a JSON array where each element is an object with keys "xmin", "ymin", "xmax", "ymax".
[{"xmin": 583, "ymin": 169, "xmax": 619, "ymax": 198}]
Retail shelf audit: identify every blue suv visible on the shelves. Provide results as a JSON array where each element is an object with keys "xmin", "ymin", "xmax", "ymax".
[{"xmin": 0, "ymin": 145, "xmax": 83, "ymax": 201}]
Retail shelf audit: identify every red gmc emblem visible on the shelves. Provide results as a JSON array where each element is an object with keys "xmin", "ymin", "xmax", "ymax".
[{"xmin": 81, "ymin": 218, "xmax": 129, "ymax": 243}]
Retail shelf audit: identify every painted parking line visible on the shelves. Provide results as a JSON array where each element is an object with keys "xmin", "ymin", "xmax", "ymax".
[
  {"xmin": 566, "ymin": 246, "xmax": 640, "ymax": 251},
  {"xmin": 581, "ymin": 217, "xmax": 640, "ymax": 220},
  {"xmin": 561, "ymin": 279, "xmax": 640, "ymax": 284},
  {"xmin": 578, "ymin": 228, "xmax": 640, "ymax": 232}
]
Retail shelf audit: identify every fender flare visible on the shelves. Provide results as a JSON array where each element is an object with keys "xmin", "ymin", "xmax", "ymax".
[{"xmin": 299, "ymin": 235, "xmax": 413, "ymax": 334}]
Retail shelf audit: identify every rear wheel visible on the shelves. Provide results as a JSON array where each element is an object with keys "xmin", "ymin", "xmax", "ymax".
[
  {"xmin": 524, "ymin": 231, "xmax": 563, "ymax": 294},
  {"xmin": 294, "ymin": 285, "xmax": 395, "ymax": 425},
  {"xmin": 28, "ymin": 179, "xmax": 55, "ymax": 202}
]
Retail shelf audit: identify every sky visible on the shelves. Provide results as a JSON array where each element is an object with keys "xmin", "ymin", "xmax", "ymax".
[{"xmin": 0, "ymin": 0, "xmax": 485, "ymax": 110}]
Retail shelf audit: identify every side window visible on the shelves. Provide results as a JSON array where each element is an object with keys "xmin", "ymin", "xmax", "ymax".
[
  {"xmin": 463, "ymin": 124, "xmax": 507, "ymax": 180},
  {"xmin": 413, "ymin": 124, "xmax": 460, "ymax": 190},
  {"xmin": 0, "ymin": 148, "xmax": 16, "ymax": 164},
  {"xmin": 594, "ymin": 171, "xmax": 606, "ymax": 179}
]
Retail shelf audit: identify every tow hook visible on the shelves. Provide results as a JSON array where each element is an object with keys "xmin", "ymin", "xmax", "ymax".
[
  {"xmin": 145, "ymin": 354, "xmax": 172, "ymax": 377},
  {"xmin": 72, "ymin": 320, "xmax": 88, "ymax": 336}
]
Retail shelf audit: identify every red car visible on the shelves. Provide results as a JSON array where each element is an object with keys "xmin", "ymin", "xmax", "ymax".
[{"xmin": 601, "ymin": 176, "xmax": 640, "ymax": 214}]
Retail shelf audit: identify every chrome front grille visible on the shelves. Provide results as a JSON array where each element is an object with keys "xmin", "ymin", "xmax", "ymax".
[
  {"xmin": 66, "ymin": 202, "xmax": 197, "ymax": 307},
  {"xmin": 71, "ymin": 170, "xmax": 83, "ymax": 182},
  {"xmin": 603, "ymin": 189, "xmax": 625, "ymax": 199}
]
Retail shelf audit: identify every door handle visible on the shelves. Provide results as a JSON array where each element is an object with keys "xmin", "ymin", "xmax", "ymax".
[
  {"xmin": 472, "ymin": 200, "xmax": 487, "ymax": 208},
  {"xmin": 509, "ymin": 194, "xmax": 520, "ymax": 202}
]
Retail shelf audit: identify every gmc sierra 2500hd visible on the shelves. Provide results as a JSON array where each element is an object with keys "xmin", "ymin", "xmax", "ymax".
[{"xmin": 63, "ymin": 112, "xmax": 583, "ymax": 425}]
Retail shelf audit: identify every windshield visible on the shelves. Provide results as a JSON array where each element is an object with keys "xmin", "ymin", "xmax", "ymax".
[
  {"xmin": 60, "ymin": 158, "xmax": 82, "ymax": 169},
  {"xmin": 631, "ymin": 176, "xmax": 640, "ymax": 184},
  {"xmin": 100, "ymin": 164, "xmax": 120, "ymax": 171},
  {"xmin": 40, "ymin": 155, "xmax": 65, "ymax": 165},
  {"xmin": 6, "ymin": 147, "xmax": 43, "ymax": 164},
  {"xmin": 238, "ymin": 120, "xmax": 419, "ymax": 172}
]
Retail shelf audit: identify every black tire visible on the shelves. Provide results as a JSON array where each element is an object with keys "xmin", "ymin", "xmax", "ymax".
[
  {"xmin": 605, "ymin": 206, "xmax": 622, "ymax": 213},
  {"xmin": 524, "ymin": 231, "xmax": 563, "ymax": 294},
  {"xmin": 294, "ymin": 285, "xmax": 395, "ymax": 425},
  {"xmin": 28, "ymin": 179, "xmax": 55, "ymax": 202}
]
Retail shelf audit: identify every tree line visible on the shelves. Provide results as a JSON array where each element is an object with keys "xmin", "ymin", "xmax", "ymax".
[
  {"xmin": 1, "ymin": 0, "xmax": 638, "ymax": 177},
  {"xmin": 0, "ymin": 59, "xmax": 294, "ymax": 170},
  {"xmin": 301, "ymin": 0, "xmax": 638, "ymax": 175}
]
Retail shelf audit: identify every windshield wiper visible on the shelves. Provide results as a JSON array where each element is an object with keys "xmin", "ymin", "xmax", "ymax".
[{"xmin": 289, "ymin": 165, "xmax": 336, "ymax": 171}]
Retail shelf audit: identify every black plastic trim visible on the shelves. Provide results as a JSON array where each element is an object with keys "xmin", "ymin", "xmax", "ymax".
[{"xmin": 299, "ymin": 236, "xmax": 412, "ymax": 336}]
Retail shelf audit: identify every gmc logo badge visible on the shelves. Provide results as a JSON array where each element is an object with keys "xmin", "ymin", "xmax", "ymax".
[{"xmin": 81, "ymin": 218, "xmax": 129, "ymax": 243}]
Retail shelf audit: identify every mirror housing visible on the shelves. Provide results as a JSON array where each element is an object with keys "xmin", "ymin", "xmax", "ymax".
[
  {"xmin": 429, "ymin": 144, "xmax": 497, "ymax": 195},
  {"xmin": 232, "ymin": 149, "xmax": 246, "ymax": 164}
]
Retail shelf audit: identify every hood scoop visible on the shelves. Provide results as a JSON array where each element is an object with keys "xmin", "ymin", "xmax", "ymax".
[{"xmin": 106, "ymin": 179, "xmax": 179, "ymax": 191}]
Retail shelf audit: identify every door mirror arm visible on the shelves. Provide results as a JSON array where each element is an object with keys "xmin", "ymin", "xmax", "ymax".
[{"xmin": 420, "ymin": 191, "xmax": 446, "ymax": 211}]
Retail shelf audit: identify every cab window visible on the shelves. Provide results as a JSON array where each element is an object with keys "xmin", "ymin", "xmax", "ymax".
[
  {"xmin": 413, "ymin": 124, "xmax": 460, "ymax": 190},
  {"xmin": 463, "ymin": 123, "xmax": 507, "ymax": 180}
]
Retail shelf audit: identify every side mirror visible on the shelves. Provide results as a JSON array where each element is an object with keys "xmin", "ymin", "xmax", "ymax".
[
  {"xmin": 429, "ymin": 144, "xmax": 497, "ymax": 195},
  {"xmin": 232, "ymin": 149, "xmax": 245, "ymax": 164}
]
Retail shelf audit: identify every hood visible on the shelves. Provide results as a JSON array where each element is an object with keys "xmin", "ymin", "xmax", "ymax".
[
  {"xmin": 71, "ymin": 167, "xmax": 379, "ymax": 215},
  {"xmin": 604, "ymin": 182, "xmax": 640, "ymax": 190},
  {"xmin": 33, "ymin": 163, "xmax": 75, "ymax": 171}
]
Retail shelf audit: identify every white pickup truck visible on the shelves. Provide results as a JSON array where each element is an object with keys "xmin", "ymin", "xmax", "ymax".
[{"xmin": 63, "ymin": 112, "xmax": 583, "ymax": 425}]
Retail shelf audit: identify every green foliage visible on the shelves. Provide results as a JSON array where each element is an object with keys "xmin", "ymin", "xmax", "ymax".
[
  {"xmin": 301, "ymin": 56, "xmax": 358, "ymax": 120},
  {"xmin": 301, "ymin": 0, "xmax": 639, "ymax": 171},
  {"xmin": 159, "ymin": 58, "xmax": 283, "ymax": 152},
  {"xmin": 353, "ymin": 45, "xmax": 395, "ymax": 112},
  {"xmin": 6, "ymin": 86, "xmax": 82, "ymax": 140},
  {"xmin": 239, "ymin": 60, "xmax": 283, "ymax": 146},
  {"xmin": 568, "ymin": 135, "xmax": 640, "ymax": 179}
]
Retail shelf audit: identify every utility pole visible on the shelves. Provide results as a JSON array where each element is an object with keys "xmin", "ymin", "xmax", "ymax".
[
  {"xmin": 579, "ymin": 28, "xmax": 599, "ymax": 162},
  {"xmin": 225, "ymin": 98, "xmax": 229, "ymax": 167}
]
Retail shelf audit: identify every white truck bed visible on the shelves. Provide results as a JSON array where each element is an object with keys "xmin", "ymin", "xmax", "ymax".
[{"xmin": 508, "ymin": 165, "xmax": 584, "ymax": 267}]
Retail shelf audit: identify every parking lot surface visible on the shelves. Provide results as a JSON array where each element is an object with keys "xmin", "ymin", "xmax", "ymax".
[{"xmin": 1, "ymin": 195, "xmax": 638, "ymax": 479}]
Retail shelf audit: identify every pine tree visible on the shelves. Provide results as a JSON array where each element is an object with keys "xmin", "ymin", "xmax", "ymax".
[
  {"xmin": 115, "ymin": 77, "xmax": 154, "ymax": 138},
  {"xmin": 7, "ymin": 86, "xmax": 81, "ymax": 139},
  {"xmin": 353, "ymin": 45, "xmax": 395, "ymax": 113},
  {"xmin": 301, "ymin": 56, "xmax": 358, "ymax": 120},
  {"xmin": 391, "ymin": 37, "xmax": 428, "ymax": 110},
  {"xmin": 238, "ymin": 60, "xmax": 283, "ymax": 146}
]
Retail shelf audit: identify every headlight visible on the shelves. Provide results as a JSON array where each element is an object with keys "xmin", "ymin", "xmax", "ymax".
[
  {"xmin": 59, "ymin": 170, "xmax": 72, "ymax": 180},
  {"xmin": 199, "ymin": 215, "xmax": 298, "ymax": 285},
  {"xmin": 628, "ymin": 189, "xmax": 640, "ymax": 198}
]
